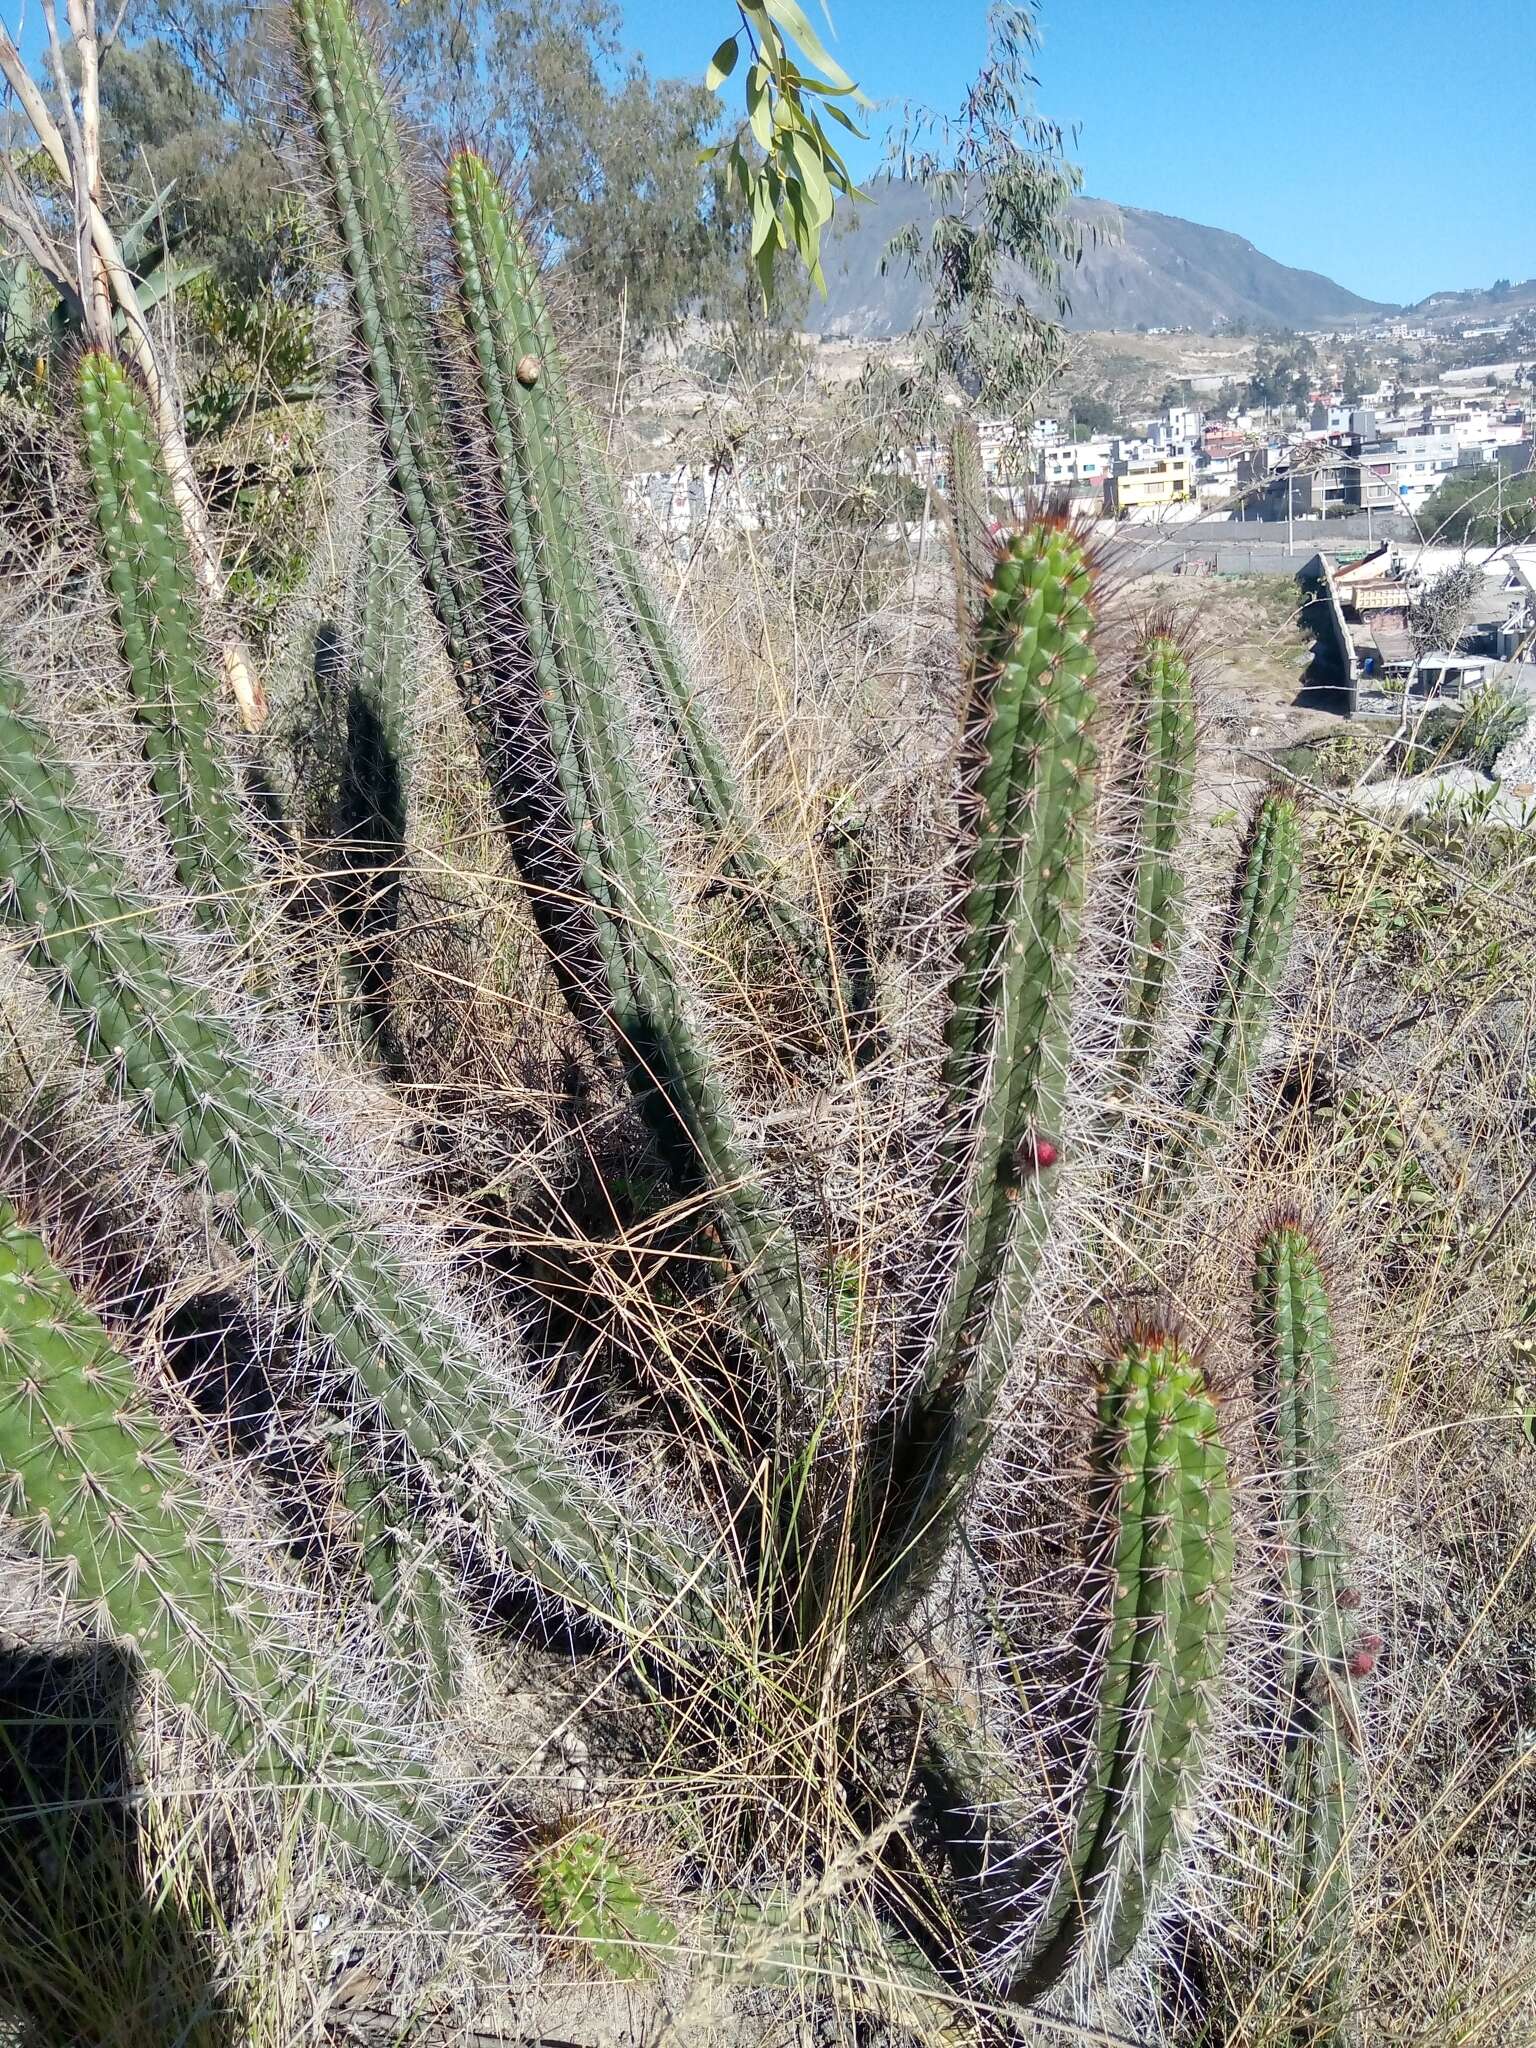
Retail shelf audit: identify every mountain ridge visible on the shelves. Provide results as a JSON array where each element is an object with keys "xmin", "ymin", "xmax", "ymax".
[{"xmin": 807, "ymin": 182, "xmax": 1393, "ymax": 338}]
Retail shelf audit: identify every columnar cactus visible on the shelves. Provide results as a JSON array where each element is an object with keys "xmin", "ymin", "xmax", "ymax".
[
  {"xmin": 1108, "ymin": 630, "xmax": 1198, "ymax": 1096},
  {"xmin": 944, "ymin": 417, "xmax": 992, "ymax": 634},
  {"xmin": 860, "ymin": 520, "xmax": 1098, "ymax": 1610},
  {"xmin": 1010, "ymin": 1324, "xmax": 1233, "ymax": 1996},
  {"xmin": 442, "ymin": 147, "xmax": 819, "ymax": 1403},
  {"xmin": 78, "ymin": 351, "xmax": 258, "ymax": 947},
  {"xmin": 0, "ymin": 655, "xmax": 711, "ymax": 1657},
  {"xmin": 1176, "ymin": 792, "xmax": 1301, "ymax": 1154},
  {"xmin": 0, "ymin": 1197, "xmax": 455, "ymax": 1894},
  {"xmin": 1253, "ymin": 1221, "xmax": 1357, "ymax": 2001},
  {"xmin": 288, "ymin": 0, "xmax": 482, "ymax": 685}
]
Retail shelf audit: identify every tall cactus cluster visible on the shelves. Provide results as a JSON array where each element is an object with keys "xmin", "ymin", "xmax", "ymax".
[{"xmin": 0, "ymin": 0, "xmax": 1373, "ymax": 2031}]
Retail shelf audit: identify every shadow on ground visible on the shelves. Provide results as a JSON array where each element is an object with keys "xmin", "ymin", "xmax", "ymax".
[{"xmin": 0, "ymin": 1642, "xmax": 233, "ymax": 2048}]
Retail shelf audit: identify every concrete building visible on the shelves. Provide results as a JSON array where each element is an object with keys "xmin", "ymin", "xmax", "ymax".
[
  {"xmin": 1104, "ymin": 451, "xmax": 1194, "ymax": 517},
  {"xmin": 1039, "ymin": 437, "xmax": 1115, "ymax": 489},
  {"xmin": 1309, "ymin": 543, "xmax": 1489, "ymax": 707}
]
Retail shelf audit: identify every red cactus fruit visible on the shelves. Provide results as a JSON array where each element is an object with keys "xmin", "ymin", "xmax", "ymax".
[
  {"xmin": 1338, "ymin": 1587, "xmax": 1361, "ymax": 1610},
  {"xmin": 1015, "ymin": 1134, "xmax": 1059, "ymax": 1175}
]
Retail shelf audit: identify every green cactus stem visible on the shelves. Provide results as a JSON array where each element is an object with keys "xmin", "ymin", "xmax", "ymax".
[
  {"xmin": 857, "ymin": 520, "xmax": 1098, "ymax": 1612},
  {"xmin": 1175, "ymin": 791, "xmax": 1301, "ymax": 1154},
  {"xmin": 0, "ymin": 653, "xmax": 713, "ymax": 1659},
  {"xmin": 442, "ymin": 147, "xmax": 819, "ymax": 1402},
  {"xmin": 1008, "ymin": 1324, "xmax": 1233, "ymax": 1997},
  {"xmin": 944, "ymin": 418, "xmax": 992, "ymax": 636},
  {"xmin": 530, "ymin": 1826, "xmax": 679, "ymax": 1978},
  {"xmin": 297, "ymin": 8, "xmax": 822, "ymax": 1415},
  {"xmin": 289, "ymin": 0, "xmax": 482, "ymax": 686},
  {"xmin": 293, "ymin": 0, "xmax": 629, "ymax": 1038},
  {"xmin": 77, "ymin": 352, "xmax": 258, "ymax": 948},
  {"xmin": 0, "ymin": 1198, "xmax": 457, "ymax": 1894},
  {"xmin": 1107, "ymin": 631, "xmax": 1197, "ymax": 1096},
  {"xmin": 1253, "ymin": 1221, "xmax": 1356, "ymax": 1990}
]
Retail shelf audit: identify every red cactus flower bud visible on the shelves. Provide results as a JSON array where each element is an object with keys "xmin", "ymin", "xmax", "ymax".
[
  {"xmin": 1338, "ymin": 1587, "xmax": 1361, "ymax": 1610},
  {"xmin": 1014, "ymin": 1135, "xmax": 1059, "ymax": 1176},
  {"xmin": 1346, "ymin": 1648, "xmax": 1377, "ymax": 1679},
  {"xmin": 1358, "ymin": 1632, "xmax": 1384, "ymax": 1654}
]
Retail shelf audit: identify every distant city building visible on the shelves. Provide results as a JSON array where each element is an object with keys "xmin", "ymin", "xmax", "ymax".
[{"xmin": 1104, "ymin": 451, "xmax": 1194, "ymax": 517}]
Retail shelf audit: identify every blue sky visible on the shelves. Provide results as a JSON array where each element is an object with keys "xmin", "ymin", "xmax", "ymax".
[
  {"xmin": 8, "ymin": 0, "xmax": 1528, "ymax": 304},
  {"xmin": 620, "ymin": 0, "xmax": 1535, "ymax": 306}
]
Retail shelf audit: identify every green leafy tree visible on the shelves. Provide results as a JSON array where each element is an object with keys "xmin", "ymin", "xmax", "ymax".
[
  {"xmin": 1070, "ymin": 393, "xmax": 1119, "ymax": 437},
  {"xmin": 1419, "ymin": 463, "xmax": 1536, "ymax": 548},
  {"xmin": 881, "ymin": 1, "xmax": 1082, "ymax": 415},
  {"xmin": 122, "ymin": 0, "xmax": 773, "ymax": 335},
  {"xmin": 95, "ymin": 35, "xmax": 289, "ymax": 288},
  {"xmin": 700, "ymin": 0, "xmax": 868, "ymax": 304}
]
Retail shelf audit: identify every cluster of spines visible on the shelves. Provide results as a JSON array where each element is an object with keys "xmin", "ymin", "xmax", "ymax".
[
  {"xmin": 77, "ymin": 351, "xmax": 258, "ymax": 950},
  {"xmin": 1010, "ymin": 1324, "xmax": 1233, "ymax": 1996},
  {"xmin": 1253, "ymin": 1221, "xmax": 1357, "ymax": 2016},
  {"xmin": 0, "ymin": 1196, "xmax": 455, "ymax": 1894}
]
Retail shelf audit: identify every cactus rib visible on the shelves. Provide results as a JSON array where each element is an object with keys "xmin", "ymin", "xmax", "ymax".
[
  {"xmin": 1109, "ymin": 631, "xmax": 1197, "ymax": 1093},
  {"xmin": 1177, "ymin": 791, "xmax": 1300, "ymax": 1148},
  {"xmin": 1010, "ymin": 1325, "xmax": 1232, "ymax": 1996},
  {"xmin": 0, "ymin": 655, "xmax": 712, "ymax": 1655},
  {"xmin": 77, "ymin": 352, "xmax": 258, "ymax": 946},
  {"xmin": 0, "ymin": 1199, "xmax": 454, "ymax": 1893},
  {"xmin": 860, "ymin": 521, "xmax": 1098, "ymax": 1607},
  {"xmin": 1253, "ymin": 1222, "xmax": 1356, "ymax": 1979}
]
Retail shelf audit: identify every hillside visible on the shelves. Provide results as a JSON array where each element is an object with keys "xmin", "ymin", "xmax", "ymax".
[
  {"xmin": 1407, "ymin": 277, "xmax": 1536, "ymax": 327},
  {"xmin": 808, "ymin": 182, "xmax": 1391, "ymax": 338}
]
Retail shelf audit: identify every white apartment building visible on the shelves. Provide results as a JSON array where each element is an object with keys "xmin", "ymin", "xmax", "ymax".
[{"xmin": 1038, "ymin": 437, "xmax": 1116, "ymax": 488}]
